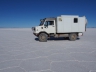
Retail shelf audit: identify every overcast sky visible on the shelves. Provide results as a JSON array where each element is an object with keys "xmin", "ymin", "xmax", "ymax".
[{"xmin": 0, "ymin": 0, "xmax": 96, "ymax": 28}]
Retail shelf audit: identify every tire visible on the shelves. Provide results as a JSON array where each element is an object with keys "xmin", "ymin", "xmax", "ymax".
[
  {"xmin": 38, "ymin": 33, "xmax": 48, "ymax": 42},
  {"xmin": 69, "ymin": 33, "xmax": 77, "ymax": 41}
]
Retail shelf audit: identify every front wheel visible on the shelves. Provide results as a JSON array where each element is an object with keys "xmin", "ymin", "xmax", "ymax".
[
  {"xmin": 38, "ymin": 33, "xmax": 48, "ymax": 42},
  {"xmin": 69, "ymin": 33, "xmax": 77, "ymax": 41}
]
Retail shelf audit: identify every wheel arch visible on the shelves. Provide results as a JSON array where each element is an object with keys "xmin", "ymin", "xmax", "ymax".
[
  {"xmin": 69, "ymin": 32, "xmax": 78, "ymax": 36},
  {"xmin": 38, "ymin": 31, "xmax": 49, "ymax": 37}
]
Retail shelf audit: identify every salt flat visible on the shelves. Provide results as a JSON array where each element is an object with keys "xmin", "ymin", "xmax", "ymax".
[{"xmin": 0, "ymin": 28, "xmax": 96, "ymax": 72}]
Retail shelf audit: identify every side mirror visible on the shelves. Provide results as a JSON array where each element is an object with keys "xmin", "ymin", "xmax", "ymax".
[
  {"xmin": 44, "ymin": 24, "xmax": 48, "ymax": 28},
  {"xmin": 44, "ymin": 25, "xmax": 48, "ymax": 28}
]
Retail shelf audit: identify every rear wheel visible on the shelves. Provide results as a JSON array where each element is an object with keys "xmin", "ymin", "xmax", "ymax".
[
  {"xmin": 38, "ymin": 33, "xmax": 48, "ymax": 42},
  {"xmin": 69, "ymin": 33, "xmax": 77, "ymax": 41}
]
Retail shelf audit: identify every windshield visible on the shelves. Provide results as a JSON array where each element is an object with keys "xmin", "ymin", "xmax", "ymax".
[
  {"xmin": 39, "ymin": 19, "xmax": 45, "ymax": 26},
  {"xmin": 39, "ymin": 21, "xmax": 44, "ymax": 26}
]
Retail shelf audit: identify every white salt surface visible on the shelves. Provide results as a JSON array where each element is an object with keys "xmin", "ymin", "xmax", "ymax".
[{"xmin": 0, "ymin": 28, "xmax": 96, "ymax": 72}]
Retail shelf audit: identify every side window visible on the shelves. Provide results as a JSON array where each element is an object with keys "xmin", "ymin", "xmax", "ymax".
[
  {"xmin": 45, "ymin": 21, "xmax": 54, "ymax": 26},
  {"xmin": 74, "ymin": 18, "xmax": 78, "ymax": 23},
  {"xmin": 49, "ymin": 21, "xmax": 54, "ymax": 25}
]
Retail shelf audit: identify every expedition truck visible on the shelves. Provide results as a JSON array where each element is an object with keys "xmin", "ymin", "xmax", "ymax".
[{"xmin": 32, "ymin": 15, "xmax": 87, "ymax": 42}]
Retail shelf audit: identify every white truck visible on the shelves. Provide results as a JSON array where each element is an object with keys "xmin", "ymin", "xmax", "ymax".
[{"xmin": 32, "ymin": 15, "xmax": 87, "ymax": 42}]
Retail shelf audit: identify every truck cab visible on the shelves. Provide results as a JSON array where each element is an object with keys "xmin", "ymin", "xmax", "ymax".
[{"xmin": 32, "ymin": 18, "xmax": 56, "ymax": 36}]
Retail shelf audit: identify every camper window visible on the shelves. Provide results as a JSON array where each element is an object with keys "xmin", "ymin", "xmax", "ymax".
[{"xmin": 74, "ymin": 18, "xmax": 78, "ymax": 23}]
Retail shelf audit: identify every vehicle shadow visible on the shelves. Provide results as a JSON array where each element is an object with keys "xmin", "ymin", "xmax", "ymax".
[{"xmin": 35, "ymin": 37, "xmax": 80, "ymax": 41}]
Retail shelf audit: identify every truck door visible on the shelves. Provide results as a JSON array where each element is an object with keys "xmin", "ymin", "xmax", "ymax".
[{"xmin": 44, "ymin": 20, "xmax": 56, "ymax": 33}]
